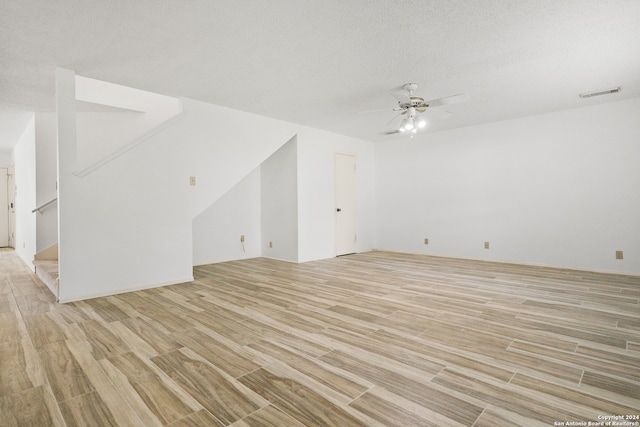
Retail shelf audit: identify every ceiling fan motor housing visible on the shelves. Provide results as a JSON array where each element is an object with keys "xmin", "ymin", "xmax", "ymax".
[
  {"xmin": 410, "ymin": 97, "xmax": 425, "ymax": 107},
  {"xmin": 399, "ymin": 97, "xmax": 428, "ymax": 114}
]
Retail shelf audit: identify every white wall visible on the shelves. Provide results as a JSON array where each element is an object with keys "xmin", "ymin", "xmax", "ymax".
[
  {"xmin": 75, "ymin": 75, "xmax": 183, "ymax": 172},
  {"xmin": 297, "ymin": 128, "xmax": 376, "ymax": 262},
  {"xmin": 193, "ymin": 128, "xmax": 377, "ymax": 266},
  {"xmin": 375, "ymin": 97, "xmax": 640, "ymax": 274},
  {"xmin": 35, "ymin": 113, "xmax": 58, "ymax": 251},
  {"xmin": 51, "ymin": 71, "xmax": 378, "ymax": 301},
  {"xmin": 193, "ymin": 167, "xmax": 261, "ymax": 265},
  {"xmin": 56, "ymin": 72, "xmax": 299, "ymax": 301},
  {"xmin": 76, "ymin": 111, "xmax": 145, "ymax": 170},
  {"xmin": 261, "ymin": 137, "xmax": 298, "ymax": 262},
  {"xmin": 11, "ymin": 115, "xmax": 37, "ymax": 269},
  {"xmin": 0, "ymin": 150, "xmax": 11, "ymax": 167}
]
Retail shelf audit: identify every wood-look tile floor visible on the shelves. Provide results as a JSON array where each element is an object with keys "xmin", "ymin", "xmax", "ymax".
[{"xmin": 1, "ymin": 247, "xmax": 639, "ymax": 426}]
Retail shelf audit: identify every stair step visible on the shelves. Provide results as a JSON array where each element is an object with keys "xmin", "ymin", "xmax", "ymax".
[{"xmin": 34, "ymin": 260, "xmax": 59, "ymax": 298}]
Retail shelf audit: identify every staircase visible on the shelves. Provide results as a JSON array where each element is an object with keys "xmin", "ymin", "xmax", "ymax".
[{"xmin": 33, "ymin": 244, "xmax": 59, "ymax": 299}]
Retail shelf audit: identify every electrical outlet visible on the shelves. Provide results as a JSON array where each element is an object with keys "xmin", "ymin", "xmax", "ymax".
[
  {"xmin": 189, "ymin": 176, "xmax": 196, "ymax": 186},
  {"xmin": 484, "ymin": 242, "xmax": 490, "ymax": 249},
  {"xmin": 424, "ymin": 238, "xmax": 429, "ymax": 245},
  {"xmin": 240, "ymin": 235, "xmax": 245, "ymax": 242},
  {"xmin": 616, "ymin": 250, "xmax": 623, "ymax": 260},
  {"xmin": 269, "ymin": 241, "xmax": 273, "ymax": 248}
]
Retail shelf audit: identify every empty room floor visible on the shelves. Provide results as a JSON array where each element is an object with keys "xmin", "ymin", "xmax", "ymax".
[{"xmin": 1, "ymin": 248, "xmax": 639, "ymax": 426}]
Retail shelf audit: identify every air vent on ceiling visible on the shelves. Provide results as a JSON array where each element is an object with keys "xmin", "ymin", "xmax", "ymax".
[{"xmin": 579, "ymin": 87, "xmax": 621, "ymax": 98}]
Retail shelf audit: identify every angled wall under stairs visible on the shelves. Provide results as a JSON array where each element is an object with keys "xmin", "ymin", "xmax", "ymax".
[{"xmin": 55, "ymin": 70, "xmax": 300, "ymax": 302}]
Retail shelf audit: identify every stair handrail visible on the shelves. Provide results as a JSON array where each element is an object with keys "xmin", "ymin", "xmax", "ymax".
[{"xmin": 32, "ymin": 197, "xmax": 58, "ymax": 214}]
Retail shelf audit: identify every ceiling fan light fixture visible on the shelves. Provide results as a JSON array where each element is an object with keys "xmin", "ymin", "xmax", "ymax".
[
  {"xmin": 372, "ymin": 83, "xmax": 468, "ymax": 137},
  {"xmin": 405, "ymin": 117, "xmax": 414, "ymax": 130}
]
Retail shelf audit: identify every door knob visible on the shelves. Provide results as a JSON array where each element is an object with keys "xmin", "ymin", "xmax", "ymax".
[{"xmin": 336, "ymin": 208, "xmax": 341, "ymax": 212}]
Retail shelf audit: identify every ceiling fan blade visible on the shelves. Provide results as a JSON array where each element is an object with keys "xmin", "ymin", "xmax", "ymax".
[
  {"xmin": 385, "ymin": 112, "xmax": 405, "ymax": 127},
  {"xmin": 423, "ymin": 108, "xmax": 453, "ymax": 120},
  {"xmin": 357, "ymin": 107, "xmax": 397, "ymax": 114},
  {"xmin": 425, "ymin": 93, "xmax": 468, "ymax": 108},
  {"xmin": 379, "ymin": 130, "xmax": 401, "ymax": 135},
  {"xmin": 391, "ymin": 91, "xmax": 411, "ymax": 105}
]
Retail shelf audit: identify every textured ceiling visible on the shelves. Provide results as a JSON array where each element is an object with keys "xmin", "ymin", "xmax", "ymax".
[{"xmin": 1, "ymin": 0, "xmax": 639, "ymax": 150}]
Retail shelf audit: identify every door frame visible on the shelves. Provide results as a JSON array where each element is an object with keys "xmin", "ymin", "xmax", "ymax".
[
  {"xmin": 0, "ymin": 168, "xmax": 8, "ymax": 247},
  {"xmin": 7, "ymin": 164, "xmax": 15, "ymax": 248}
]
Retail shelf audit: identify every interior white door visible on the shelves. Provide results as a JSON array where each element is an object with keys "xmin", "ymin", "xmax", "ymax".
[
  {"xmin": 0, "ymin": 168, "xmax": 8, "ymax": 247},
  {"xmin": 7, "ymin": 165, "xmax": 15, "ymax": 248},
  {"xmin": 335, "ymin": 153, "xmax": 357, "ymax": 256}
]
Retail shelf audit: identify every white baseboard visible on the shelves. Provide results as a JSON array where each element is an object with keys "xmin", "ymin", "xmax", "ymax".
[
  {"xmin": 372, "ymin": 248, "xmax": 640, "ymax": 277},
  {"xmin": 57, "ymin": 276, "xmax": 195, "ymax": 303}
]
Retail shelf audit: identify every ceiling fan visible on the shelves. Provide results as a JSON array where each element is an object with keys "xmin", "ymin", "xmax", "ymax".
[{"xmin": 363, "ymin": 83, "xmax": 468, "ymax": 137}]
